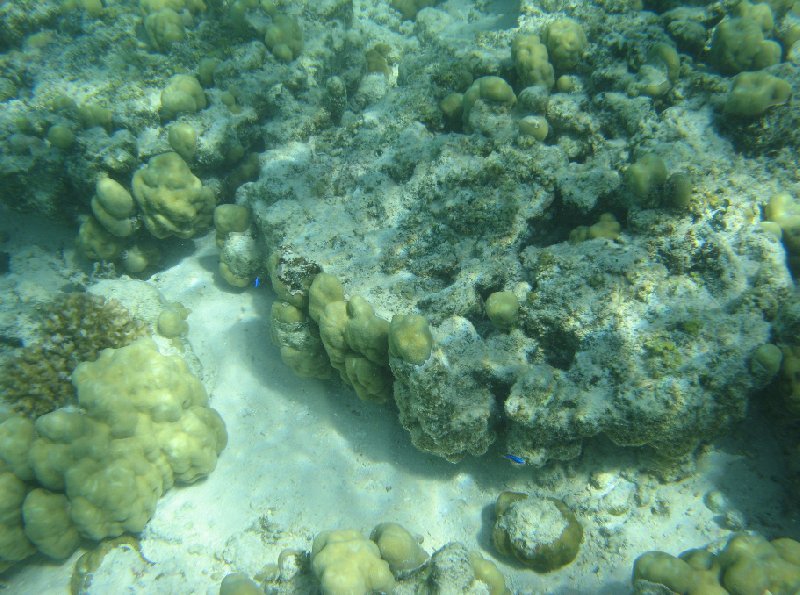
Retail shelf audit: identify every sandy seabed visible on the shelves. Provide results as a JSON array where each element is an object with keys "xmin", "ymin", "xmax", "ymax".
[{"xmin": 1, "ymin": 211, "xmax": 796, "ymax": 595}]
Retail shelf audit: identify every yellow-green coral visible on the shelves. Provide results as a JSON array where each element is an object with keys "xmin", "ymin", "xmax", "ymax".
[
  {"xmin": 369, "ymin": 522, "xmax": 429, "ymax": 573},
  {"xmin": 633, "ymin": 533, "xmax": 800, "ymax": 594},
  {"xmin": 388, "ymin": 314, "xmax": 434, "ymax": 365},
  {"xmin": 512, "ymin": 35, "xmax": 554, "ymax": 89},
  {"xmin": 270, "ymin": 301, "xmax": 332, "ymax": 379},
  {"xmin": 46, "ymin": 124, "xmax": 75, "ymax": 150},
  {"xmin": 312, "ymin": 291, "xmax": 394, "ymax": 401},
  {"xmin": 462, "ymin": 76, "xmax": 517, "ymax": 126},
  {"xmin": 628, "ymin": 43, "xmax": 680, "ymax": 98},
  {"xmin": 724, "ymin": 71, "xmax": 791, "ymax": 117},
  {"xmin": 485, "ymin": 291, "xmax": 519, "ymax": 331},
  {"xmin": 0, "ymin": 337, "xmax": 227, "ymax": 569},
  {"xmin": 625, "ymin": 154, "xmax": 667, "ymax": 201},
  {"xmin": 308, "ymin": 273, "xmax": 345, "ymax": 324},
  {"xmin": 344, "ymin": 355, "xmax": 393, "ymax": 403},
  {"xmin": 763, "ymin": 192, "xmax": 800, "ymax": 272},
  {"xmin": 157, "ymin": 302, "xmax": 190, "ymax": 338},
  {"xmin": 144, "ymin": 8, "xmax": 186, "ymax": 50},
  {"xmin": 542, "ymin": 18, "xmax": 587, "ymax": 72},
  {"xmin": 159, "ymin": 74, "xmax": 207, "ymax": 121},
  {"xmin": 518, "ymin": 115, "xmax": 548, "ymax": 141},
  {"xmin": 570, "ymin": 213, "xmax": 621, "ymax": 242},
  {"xmin": 344, "ymin": 296, "xmax": 390, "ymax": 365},
  {"xmin": 214, "ymin": 204, "xmax": 251, "ymax": 247},
  {"xmin": 168, "ymin": 122, "xmax": 198, "ymax": 161},
  {"xmin": 710, "ymin": 12, "xmax": 782, "ymax": 75},
  {"xmin": 264, "ymin": 14, "xmax": 303, "ymax": 62},
  {"xmin": 131, "ymin": 152, "xmax": 215, "ymax": 239},
  {"xmin": 77, "ymin": 215, "xmax": 127, "ymax": 261},
  {"xmin": 310, "ymin": 529, "xmax": 396, "ymax": 594},
  {"xmin": 0, "ymin": 293, "xmax": 147, "ymax": 418},
  {"xmin": 91, "ymin": 177, "xmax": 137, "ymax": 238},
  {"xmin": 390, "ymin": 0, "xmax": 438, "ymax": 20}
]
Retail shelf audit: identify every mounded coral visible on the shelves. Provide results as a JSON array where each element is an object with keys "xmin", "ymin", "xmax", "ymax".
[
  {"xmin": 709, "ymin": 14, "xmax": 782, "ymax": 75},
  {"xmin": 724, "ymin": 71, "xmax": 792, "ymax": 117},
  {"xmin": 77, "ymin": 215, "xmax": 126, "ymax": 261},
  {"xmin": 390, "ymin": 0, "xmax": 439, "ymax": 20},
  {"xmin": 369, "ymin": 522, "xmax": 429, "ymax": 574},
  {"xmin": 159, "ymin": 74, "xmax": 207, "ymax": 121},
  {"xmin": 139, "ymin": 0, "xmax": 207, "ymax": 49},
  {"xmin": 542, "ymin": 18, "xmax": 587, "ymax": 72},
  {"xmin": 1, "ymin": 292, "xmax": 147, "ymax": 418},
  {"xmin": 214, "ymin": 204, "xmax": 251, "ymax": 247},
  {"xmin": 492, "ymin": 491, "xmax": 583, "ymax": 573},
  {"xmin": 264, "ymin": 13, "xmax": 303, "ymax": 62},
  {"xmin": 512, "ymin": 35, "xmax": 554, "ymax": 89},
  {"xmin": 214, "ymin": 203, "xmax": 259, "ymax": 287},
  {"xmin": 270, "ymin": 299, "xmax": 332, "ymax": 380},
  {"xmin": 569, "ymin": 212, "xmax": 621, "ymax": 242},
  {"xmin": 633, "ymin": 533, "xmax": 800, "ymax": 594},
  {"xmin": 485, "ymin": 291, "xmax": 520, "ymax": 331},
  {"xmin": 763, "ymin": 192, "xmax": 800, "ymax": 272},
  {"xmin": 462, "ymin": 76, "xmax": 518, "ymax": 131},
  {"xmin": 388, "ymin": 314, "xmax": 433, "ymax": 366},
  {"xmin": 144, "ymin": 7, "xmax": 185, "ymax": 50},
  {"xmin": 255, "ymin": 523, "xmax": 509, "ymax": 594},
  {"xmin": 0, "ymin": 337, "xmax": 227, "ymax": 569},
  {"xmin": 625, "ymin": 154, "xmax": 668, "ymax": 202},
  {"xmin": 91, "ymin": 176, "xmax": 137, "ymax": 238},
  {"xmin": 131, "ymin": 151, "xmax": 215, "ymax": 240},
  {"xmin": 310, "ymin": 529, "xmax": 396, "ymax": 594}
]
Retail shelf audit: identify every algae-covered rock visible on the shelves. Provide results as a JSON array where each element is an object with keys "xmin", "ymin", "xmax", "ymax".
[
  {"xmin": 492, "ymin": 491, "xmax": 583, "ymax": 573},
  {"xmin": 392, "ymin": 317, "xmax": 495, "ymax": 461}
]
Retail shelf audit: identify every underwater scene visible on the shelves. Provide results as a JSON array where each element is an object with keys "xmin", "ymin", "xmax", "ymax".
[{"xmin": 1, "ymin": 0, "xmax": 799, "ymax": 593}]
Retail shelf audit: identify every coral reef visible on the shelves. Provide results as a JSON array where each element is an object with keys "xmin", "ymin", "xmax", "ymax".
[
  {"xmin": 0, "ymin": 338, "xmax": 227, "ymax": 568},
  {"xmin": 246, "ymin": 522, "xmax": 509, "ymax": 595},
  {"xmin": 0, "ymin": 0, "xmax": 798, "ymax": 587},
  {"xmin": 633, "ymin": 533, "xmax": 800, "ymax": 594},
  {"xmin": 1, "ymin": 292, "xmax": 147, "ymax": 418}
]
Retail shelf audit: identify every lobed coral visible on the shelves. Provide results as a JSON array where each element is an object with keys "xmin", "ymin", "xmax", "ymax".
[
  {"xmin": 633, "ymin": 533, "xmax": 800, "ymax": 594},
  {"xmin": 0, "ymin": 337, "xmax": 227, "ymax": 568},
  {"xmin": 1, "ymin": 293, "xmax": 147, "ymax": 418}
]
